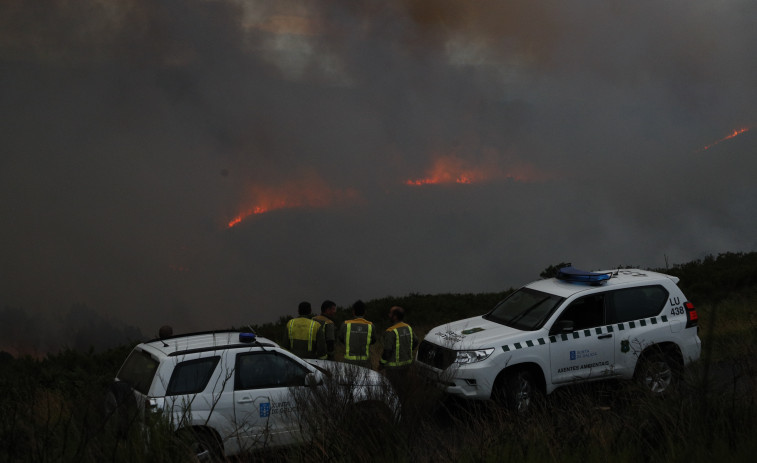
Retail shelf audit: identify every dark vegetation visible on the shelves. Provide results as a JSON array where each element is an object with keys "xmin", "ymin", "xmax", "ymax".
[
  {"xmin": 249, "ymin": 291, "xmax": 512, "ymax": 348},
  {"xmin": 662, "ymin": 251, "xmax": 757, "ymax": 304},
  {"xmin": 0, "ymin": 304, "xmax": 142, "ymax": 357},
  {"xmin": 1, "ymin": 251, "xmax": 756, "ymax": 462}
]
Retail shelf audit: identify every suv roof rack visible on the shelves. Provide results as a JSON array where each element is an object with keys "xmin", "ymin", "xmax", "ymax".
[{"xmin": 556, "ymin": 266, "xmax": 611, "ymax": 285}]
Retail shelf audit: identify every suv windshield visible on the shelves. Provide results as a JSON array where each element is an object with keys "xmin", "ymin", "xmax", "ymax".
[{"xmin": 484, "ymin": 288, "xmax": 564, "ymax": 331}]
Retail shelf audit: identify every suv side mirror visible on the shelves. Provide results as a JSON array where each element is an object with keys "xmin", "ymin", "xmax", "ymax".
[
  {"xmin": 550, "ymin": 320, "xmax": 574, "ymax": 336},
  {"xmin": 305, "ymin": 372, "xmax": 323, "ymax": 387}
]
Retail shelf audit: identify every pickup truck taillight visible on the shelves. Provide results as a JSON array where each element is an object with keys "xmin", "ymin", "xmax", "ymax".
[{"xmin": 685, "ymin": 301, "xmax": 698, "ymax": 329}]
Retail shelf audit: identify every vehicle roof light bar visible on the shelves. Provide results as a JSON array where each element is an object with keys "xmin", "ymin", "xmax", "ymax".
[{"xmin": 556, "ymin": 266, "xmax": 612, "ymax": 285}]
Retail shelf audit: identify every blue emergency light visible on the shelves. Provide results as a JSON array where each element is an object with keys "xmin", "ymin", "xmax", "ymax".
[
  {"xmin": 239, "ymin": 332, "xmax": 257, "ymax": 343},
  {"xmin": 557, "ymin": 266, "xmax": 611, "ymax": 285}
]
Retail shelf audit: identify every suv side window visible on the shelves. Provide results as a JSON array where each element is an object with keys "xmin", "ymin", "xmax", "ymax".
[
  {"xmin": 607, "ymin": 285, "xmax": 668, "ymax": 323},
  {"xmin": 552, "ymin": 293, "xmax": 606, "ymax": 333},
  {"xmin": 235, "ymin": 352, "xmax": 309, "ymax": 390},
  {"xmin": 166, "ymin": 357, "xmax": 220, "ymax": 396}
]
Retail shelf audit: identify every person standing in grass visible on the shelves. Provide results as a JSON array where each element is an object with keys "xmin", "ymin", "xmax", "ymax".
[
  {"xmin": 379, "ymin": 305, "xmax": 420, "ymax": 395},
  {"xmin": 313, "ymin": 300, "xmax": 337, "ymax": 360},
  {"xmin": 338, "ymin": 300, "xmax": 376, "ymax": 369},
  {"xmin": 286, "ymin": 301, "xmax": 327, "ymax": 359}
]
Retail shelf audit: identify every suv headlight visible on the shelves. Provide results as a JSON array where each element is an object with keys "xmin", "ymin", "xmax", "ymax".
[{"xmin": 455, "ymin": 348, "xmax": 495, "ymax": 364}]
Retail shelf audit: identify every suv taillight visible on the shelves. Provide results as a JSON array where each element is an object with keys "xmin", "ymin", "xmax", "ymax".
[
  {"xmin": 144, "ymin": 398, "xmax": 159, "ymax": 424},
  {"xmin": 145, "ymin": 398, "xmax": 159, "ymax": 413},
  {"xmin": 685, "ymin": 301, "xmax": 698, "ymax": 328}
]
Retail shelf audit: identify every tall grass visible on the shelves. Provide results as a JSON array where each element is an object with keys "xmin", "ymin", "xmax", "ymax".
[{"xmin": 1, "ymin": 291, "xmax": 755, "ymax": 462}]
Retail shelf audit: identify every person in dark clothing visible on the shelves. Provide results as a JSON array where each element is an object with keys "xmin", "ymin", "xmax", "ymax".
[
  {"xmin": 313, "ymin": 300, "xmax": 337, "ymax": 360},
  {"xmin": 379, "ymin": 306, "xmax": 420, "ymax": 397},
  {"xmin": 286, "ymin": 301, "xmax": 327, "ymax": 359},
  {"xmin": 338, "ymin": 300, "xmax": 376, "ymax": 369}
]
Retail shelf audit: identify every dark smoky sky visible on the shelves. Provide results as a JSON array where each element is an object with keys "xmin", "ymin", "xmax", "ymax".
[{"xmin": 1, "ymin": 0, "xmax": 756, "ymax": 339}]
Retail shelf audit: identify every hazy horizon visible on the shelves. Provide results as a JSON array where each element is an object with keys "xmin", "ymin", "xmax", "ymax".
[{"xmin": 2, "ymin": 1, "xmax": 755, "ymax": 345}]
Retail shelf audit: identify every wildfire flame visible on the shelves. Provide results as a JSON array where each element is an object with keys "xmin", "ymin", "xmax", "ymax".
[
  {"xmin": 702, "ymin": 127, "xmax": 751, "ymax": 151},
  {"xmin": 405, "ymin": 154, "xmax": 550, "ymax": 186},
  {"xmin": 227, "ymin": 154, "xmax": 552, "ymax": 227},
  {"xmin": 228, "ymin": 203, "xmax": 289, "ymax": 228},
  {"xmin": 405, "ymin": 156, "xmax": 493, "ymax": 186},
  {"xmin": 228, "ymin": 177, "xmax": 359, "ymax": 228}
]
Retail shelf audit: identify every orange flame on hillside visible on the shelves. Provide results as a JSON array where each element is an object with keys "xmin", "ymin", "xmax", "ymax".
[
  {"xmin": 228, "ymin": 177, "xmax": 359, "ymax": 228},
  {"xmin": 405, "ymin": 156, "xmax": 493, "ymax": 186},
  {"xmin": 228, "ymin": 202, "xmax": 290, "ymax": 228},
  {"xmin": 702, "ymin": 127, "xmax": 751, "ymax": 151},
  {"xmin": 406, "ymin": 154, "xmax": 551, "ymax": 186}
]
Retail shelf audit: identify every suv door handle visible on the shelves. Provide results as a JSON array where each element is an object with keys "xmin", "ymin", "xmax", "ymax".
[
  {"xmin": 598, "ymin": 334, "xmax": 612, "ymax": 339},
  {"xmin": 237, "ymin": 396, "xmax": 253, "ymax": 404}
]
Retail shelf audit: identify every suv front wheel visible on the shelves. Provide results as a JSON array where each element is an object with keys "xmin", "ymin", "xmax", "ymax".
[{"xmin": 493, "ymin": 368, "xmax": 541, "ymax": 413}]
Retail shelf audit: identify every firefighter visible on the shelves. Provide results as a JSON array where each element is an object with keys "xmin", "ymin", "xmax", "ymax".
[
  {"xmin": 313, "ymin": 300, "xmax": 337, "ymax": 360},
  {"xmin": 286, "ymin": 301, "xmax": 327, "ymax": 359},
  {"xmin": 338, "ymin": 300, "xmax": 376, "ymax": 369},
  {"xmin": 379, "ymin": 306, "xmax": 420, "ymax": 394}
]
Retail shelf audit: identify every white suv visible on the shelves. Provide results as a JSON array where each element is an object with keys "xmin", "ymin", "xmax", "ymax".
[
  {"xmin": 416, "ymin": 267, "xmax": 701, "ymax": 411},
  {"xmin": 108, "ymin": 331, "xmax": 398, "ymax": 460}
]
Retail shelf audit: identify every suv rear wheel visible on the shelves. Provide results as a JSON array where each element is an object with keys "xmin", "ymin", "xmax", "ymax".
[
  {"xmin": 635, "ymin": 350, "xmax": 679, "ymax": 395},
  {"xmin": 179, "ymin": 428, "xmax": 223, "ymax": 463}
]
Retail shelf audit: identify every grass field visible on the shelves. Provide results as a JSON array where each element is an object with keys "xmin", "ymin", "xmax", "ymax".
[{"xmin": 1, "ymin": 286, "xmax": 755, "ymax": 462}]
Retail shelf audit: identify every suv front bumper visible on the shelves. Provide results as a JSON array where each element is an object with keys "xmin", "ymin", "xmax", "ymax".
[{"xmin": 416, "ymin": 361, "xmax": 495, "ymax": 400}]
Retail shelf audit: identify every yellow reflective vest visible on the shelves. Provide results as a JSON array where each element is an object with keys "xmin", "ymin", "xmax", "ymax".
[
  {"xmin": 380, "ymin": 322, "xmax": 419, "ymax": 368},
  {"xmin": 339, "ymin": 318, "xmax": 376, "ymax": 366},
  {"xmin": 287, "ymin": 316, "xmax": 327, "ymax": 359}
]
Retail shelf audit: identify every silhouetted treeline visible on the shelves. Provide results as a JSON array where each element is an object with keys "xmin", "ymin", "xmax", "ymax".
[
  {"xmin": 0, "ymin": 304, "xmax": 142, "ymax": 357},
  {"xmin": 4, "ymin": 252, "xmax": 755, "ymax": 358},
  {"xmin": 654, "ymin": 251, "xmax": 757, "ymax": 303},
  {"xmin": 252, "ymin": 251, "xmax": 757, "ymax": 341},
  {"xmin": 248, "ymin": 291, "xmax": 513, "ymax": 343}
]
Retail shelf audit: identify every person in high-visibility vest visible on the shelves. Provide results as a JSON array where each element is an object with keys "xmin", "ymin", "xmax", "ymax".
[
  {"xmin": 379, "ymin": 306, "xmax": 420, "ymax": 395},
  {"xmin": 286, "ymin": 301, "xmax": 327, "ymax": 359},
  {"xmin": 338, "ymin": 300, "xmax": 376, "ymax": 369},
  {"xmin": 313, "ymin": 300, "xmax": 337, "ymax": 360}
]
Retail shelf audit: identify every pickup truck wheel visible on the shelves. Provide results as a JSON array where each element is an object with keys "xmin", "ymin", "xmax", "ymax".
[
  {"xmin": 494, "ymin": 369, "xmax": 539, "ymax": 414},
  {"xmin": 635, "ymin": 350, "xmax": 678, "ymax": 395}
]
